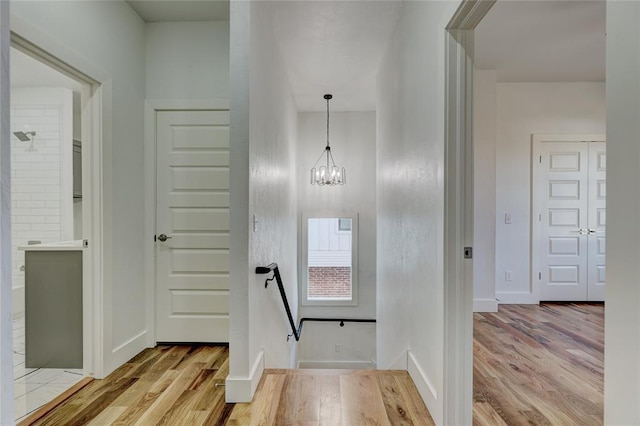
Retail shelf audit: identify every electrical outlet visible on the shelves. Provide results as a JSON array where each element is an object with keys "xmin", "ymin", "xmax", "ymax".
[
  {"xmin": 253, "ymin": 214, "xmax": 258, "ymax": 232},
  {"xmin": 504, "ymin": 213, "xmax": 512, "ymax": 224},
  {"xmin": 335, "ymin": 344, "xmax": 341, "ymax": 353},
  {"xmin": 505, "ymin": 270, "xmax": 513, "ymax": 281}
]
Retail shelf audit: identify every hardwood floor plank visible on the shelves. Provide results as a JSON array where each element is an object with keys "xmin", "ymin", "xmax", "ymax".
[
  {"xmin": 473, "ymin": 304, "xmax": 603, "ymax": 425},
  {"xmin": 36, "ymin": 378, "xmax": 137, "ymax": 426},
  {"xmin": 86, "ymin": 406, "xmax": 127, "ymax": 425},
  {"xmin": 274, "ymin": 374, "xmax": 302, "ymax": 424},
  {"xmin": 394, "ymin": 373, "xmax": 435, "ymax": 426},
  {"xmin": 112, "ymin": 374, "xmax": 177, "ymax": 424},
  {"xmin": 340, "ymin": 374, "xmax": 389, "ymax": 425},
  {"xmin": 297, "ymin": 374, "xmax": 321, "ymax": 422},
  {"xmin": 247, "ymin": 374, "xmax": 285, "ymax": 426},
  {"xmin": 472, "ymin": 402, "xmax": 508, "ymax": 426},
  {"xmin": 133, "ymin": 363, "xmax": 202, "ymax": 425},
  {"xmin": 377, "ymin": 375, "xmax": 415, "ymax": 425},
  {"xmin": 17, "ymin": 377, "xmax": 93, "ymax": 426},
  {"xmin": 226, "ymin": 402, "xmax": 251, "ymax": 426},
  {"xmin": 319, "ymin": 375, "xmax": 342, "ymax": 426}
]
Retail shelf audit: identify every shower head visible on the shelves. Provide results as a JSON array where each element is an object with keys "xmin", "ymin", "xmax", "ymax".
[{"xmin": 13, "ymin": 131, "xmax": 35, "ymax": 142}]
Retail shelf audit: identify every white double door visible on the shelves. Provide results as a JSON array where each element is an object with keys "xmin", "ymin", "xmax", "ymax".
[
  {"xmin": 155, "ymin": 110, "xmax": 230, "ymax": 342},
  {"xmin": 535, "ymin": 139, "xmax": 606, "ymax": 302}
]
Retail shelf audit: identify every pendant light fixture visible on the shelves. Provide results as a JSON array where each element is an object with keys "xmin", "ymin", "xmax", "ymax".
[{"xmin": 310, "ymin": 94, "xmax": 346, "ymax": 186}]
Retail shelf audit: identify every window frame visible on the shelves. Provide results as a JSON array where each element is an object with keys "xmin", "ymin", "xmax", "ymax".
[{"xmin": 300, "ymin": 212, "xmax": 359, "ymax": 307}]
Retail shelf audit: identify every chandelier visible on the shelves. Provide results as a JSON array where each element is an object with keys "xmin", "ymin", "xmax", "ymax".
[{"xmin": 310, "ymin": 94, "xmax": 346, "ymax": 186}]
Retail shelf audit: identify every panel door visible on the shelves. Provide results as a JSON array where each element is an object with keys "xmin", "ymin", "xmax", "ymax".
[
  {"xmin": 155, "ymin": 110, "xmax": 230, "ymax": 342},
  {"xmin": 538, "ymin": 142, "xmax": 590, "ymax": 301},
  {"xmin": 587, "ymin": 142, "xmax": 606, "ymax": 301}
]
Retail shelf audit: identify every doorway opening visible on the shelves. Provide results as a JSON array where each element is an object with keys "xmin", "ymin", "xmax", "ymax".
[
  {"xmin": 467, "ymin": 0, "xmax": 606, "ymax": 423},
  {"xmin": 10, "ymin": 34, "xmax": 103, "ymax": 422}
]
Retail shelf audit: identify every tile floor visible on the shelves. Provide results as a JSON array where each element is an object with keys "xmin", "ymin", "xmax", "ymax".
[{"xmin": 13, "ymin": 313, "xmax": 84, "ymax": 422}]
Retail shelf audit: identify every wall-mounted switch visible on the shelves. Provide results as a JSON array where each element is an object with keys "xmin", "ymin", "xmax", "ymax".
[{"xmin": 504, "ymin": 213, "xmax": 512, "ymax": 224}]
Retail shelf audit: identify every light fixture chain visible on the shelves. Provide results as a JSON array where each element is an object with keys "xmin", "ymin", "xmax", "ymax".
[{"xmin": 326, "ymin": 96, "xmax": 330, "ymax": 148}]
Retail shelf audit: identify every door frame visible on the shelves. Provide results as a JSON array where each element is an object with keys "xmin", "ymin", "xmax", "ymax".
[
  {"xmin": 444, "ymin": 0, "xmax": 495, "ymax": 423},
  {"xmin": 9, "ymin": 32, "xmax": 105, "ymax": 379},
  {"xmin": 144, "ymin": 99, "xmax": 229, "ymax": 346},
  {"xmin": 530, "ymin": 133, "xmax": 606, "ymax": 303}
]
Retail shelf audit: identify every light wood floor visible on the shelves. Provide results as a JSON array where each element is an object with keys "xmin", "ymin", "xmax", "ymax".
[
  {"xmin": 27, "ymin": 303, "xmax": 603, "ymax": 425},
  {"xmin": 27, "ymin": 345, "xmax": 434, "ymax": 425},
  {"xmin": 473, "ymin": 303, "xmax": 604, "ymax": 425}
]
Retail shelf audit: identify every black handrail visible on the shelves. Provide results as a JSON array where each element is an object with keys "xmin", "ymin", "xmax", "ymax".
[{"xmin": 255, "ymin": 263, "xmax": 376, "ymax": 341}]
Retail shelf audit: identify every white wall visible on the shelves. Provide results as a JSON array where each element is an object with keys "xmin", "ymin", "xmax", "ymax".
[
  {"xmin": 11, "ymin": 1, "xmax": 147, "ymax": 376},
  {"xmin": 473, "ymin": 70, "xmax": 497, "ymax": 312},
  {"xmin": 11, "ymin": 87, "xmax": 74, "ymax": 316},
  {"xmin": 377, "ymin": 2, "xmax": 460, "ymax": 423},
  {"xmin": 227, "ymin": 1, "xmax": 298, "ymax": 402},
  {"xmin": 297, "ymin": 111, "xmax": 376, "ymax": 368},
  {"xmin": 0, "ymin": 3, "xmax": 12, "ymax": 421},
  {"xmin": 145, "ymin": 21, "xmax": 229, "ymax": 99},
  {"xmin": 494, "ymin": 83, "xmax": 605, "ymax": 303},
  {"xmin": 604, "ymin": 2, "xmax": 640, "ymax": 422}
]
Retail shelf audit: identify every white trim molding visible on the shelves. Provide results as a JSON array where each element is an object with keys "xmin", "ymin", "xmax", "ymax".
[
  {"xmin": 496, "ymin": 292, "xmax": 537, "ymax": 305},
  {"xmin": 444, "ymin": 1, "xmax": 496, "ymax": 424},
  {"xmin": 473, "ymin": 298, "xmax": 498, "ymax": 312},
  {"xmin": 108, "ymin": 330, "xmax": 148, "ymax": 375},
  {"xmin": 387, "ymin": 349, "xmax": 408, "ymax": 371},
  {"xmin": 298, "ymin": 360, "xmax": 376, "ymax": 369},
  {"xmin": 408, "ymin": 351, "xmax": 440, "ymax": 425},
  {"xmin": 225, "ymin": 349, "xmax": 264, "ymax": 403}
]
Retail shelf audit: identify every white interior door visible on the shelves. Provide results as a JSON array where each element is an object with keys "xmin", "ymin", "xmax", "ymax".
[
  {"xmin": 155, "ymin": 110, "xmax": 230, "ymax": 342},
  {"xmin": 537, "ymin": 142, "xmax": 590, "ymax": 301},
  {"xmin": 587, "ymin": 142, "xmax": 606, "ymax": 301},
  {"xmin": 534, "ymin": 137, "xmax": 606, "ymax": 302}
]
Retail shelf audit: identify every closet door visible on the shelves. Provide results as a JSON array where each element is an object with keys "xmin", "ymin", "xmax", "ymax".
[
  {"xmin": 587, "ymin": 142, "xmax": 606, "ymax": 301},
  {"xmin": 537, "ymin": 142, "xmax": 590, "ymax": 301},
  {"xmin": 534, "ymin": 138, "xmax": 606, "ymax": 302}
]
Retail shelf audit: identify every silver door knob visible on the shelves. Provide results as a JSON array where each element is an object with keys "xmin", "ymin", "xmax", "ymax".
[{"xmin": 157, "ymin": 234, "xmax": 172, "ymax": 242}]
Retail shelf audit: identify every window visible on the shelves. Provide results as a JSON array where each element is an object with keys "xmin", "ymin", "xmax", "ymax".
[
  {"xmin": 338, "ymin": 218, "xmax": 351, "ymax": 232},
  {"xmin": 301, "ymin": 213, "xmax": 358, "ymax": 306}
]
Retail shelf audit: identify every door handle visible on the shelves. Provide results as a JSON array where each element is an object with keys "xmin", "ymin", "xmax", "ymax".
[
  {"xmin": 157, "ymin": 233, "xmax": 172, "ymax": 242},
  {"xmin": 575, "ymin": 228, "xmax": 589, "ymax": 235},
  {"xmin": 588, "ymin": 229, "xmax": 597, "ymax": 235}
]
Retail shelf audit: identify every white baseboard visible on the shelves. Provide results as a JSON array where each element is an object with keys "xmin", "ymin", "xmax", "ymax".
[
  {"xmin": 473, "ymin": 298, "xmax": 498, "ymax": 312},
  {"xmin": 226, "ymin": 349, "xmax": 264, "ymax": 403},
  {"xmin": 496, "ymin": 291, "xmax": 538, "ymax": 305},
  {"xmin": 386, "ymin": 349, "xmax": 408, "ymax": 370},
  {"xmin": 12, "ymin": 286, "xmax": 25, "ymax": 318},
  {"xmin": 104, "ymin": 330, "xmax": 148, "ymax": 379},
  {"xmin": 297, "ymin": 360, "xmax": 376, "ymax": 369},
  {"xmin": 408, "ymin": 350, "xmax": 441, "ymax": 425}
]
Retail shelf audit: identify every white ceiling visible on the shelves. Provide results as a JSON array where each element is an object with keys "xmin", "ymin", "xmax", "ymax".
[
  {"xmin": 475, "ymin": 0, "xmax": 605, "ymax": 82},
  {"xmin": 270, "ymin": 1, "xmax": 402, "ymax": 112},
  {"xmin": 127, "ymin": 0, "xmax": 229, "ymax": 22},
  {"xmin": 12, "ymin": 0, "xmax": 604, "ymax": 118}
]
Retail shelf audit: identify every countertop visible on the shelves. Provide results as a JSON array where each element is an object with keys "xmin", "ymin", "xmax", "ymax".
[{"xmin": 19, "ymin": 240, "xmax": 85, "ymax": 251}]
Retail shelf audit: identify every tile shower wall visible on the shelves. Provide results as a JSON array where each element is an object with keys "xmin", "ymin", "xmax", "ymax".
[{"xmin": 11, "ymin": 88, "xmax": 74, "ymax": 315}]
